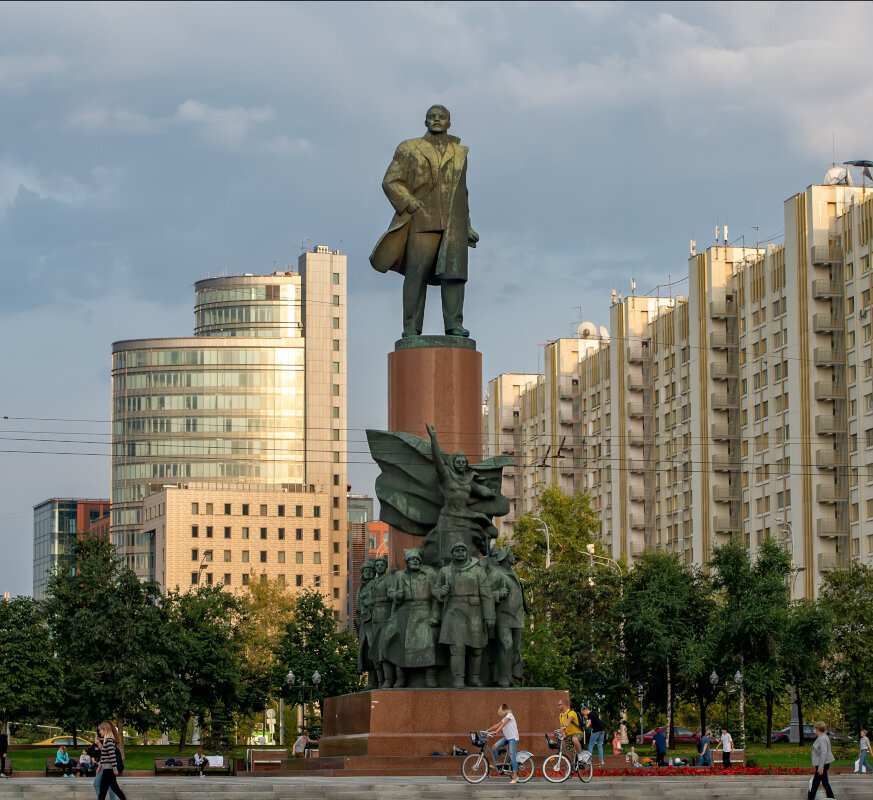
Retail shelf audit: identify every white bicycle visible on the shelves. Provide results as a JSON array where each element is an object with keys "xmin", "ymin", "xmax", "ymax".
[
  {"xmin": 461, "ymin": 731, "xmax": 535, "ymax": 784},
  {"xmin": 541, "ymin": 729, "xmax": 594, "ymax": 783}
]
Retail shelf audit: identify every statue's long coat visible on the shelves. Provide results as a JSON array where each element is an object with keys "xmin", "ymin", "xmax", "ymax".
[{"xmin": 370, "ymin": 134, "xmax": 471, "ymax": 284}]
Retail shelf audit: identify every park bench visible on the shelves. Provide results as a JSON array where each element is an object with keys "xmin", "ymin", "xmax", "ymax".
[
  {"xmin": 247, "ymin": 748, "xmax": 287, "ymax": 771},
  {"xmin": 45, "ymin": 756, "xmax": 79, "ymax": 776},
  {"xmin": 154, "ymin": 755, "xmax": 234, "ymax": 776}
]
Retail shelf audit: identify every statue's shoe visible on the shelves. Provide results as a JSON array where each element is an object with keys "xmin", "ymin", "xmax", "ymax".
[{"xmin": 445, "ymin": 326, "xmax": 470, "ymax": 337}]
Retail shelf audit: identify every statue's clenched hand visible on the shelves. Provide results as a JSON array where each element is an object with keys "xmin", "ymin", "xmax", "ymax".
[{"xmin": 407, "ymin": 198, "xmax": 424, "ymax": 214}]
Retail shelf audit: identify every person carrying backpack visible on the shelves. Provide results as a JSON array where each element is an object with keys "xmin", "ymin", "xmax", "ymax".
[{"xmin": 96, "ymin": 721, "xmax": 127, "ymax": 800}]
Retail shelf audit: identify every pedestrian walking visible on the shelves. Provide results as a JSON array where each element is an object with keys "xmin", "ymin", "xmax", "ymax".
[
  {"xmin": 714, "ymin": 726, "xmax": 733, "ymax": 768},
  {"xmin": 857, "ymin": 728, "xmax": 871, "ymax": 775},
  {"xmin": 697, "ymin": 728, "xmax": 713, "ymax": 767},
  {"xmin": 90, "ymin": 731, "xmax": 117, "ymax": 800},
  {"xmin": 0, "ymin": 726, "xmax": 8, "ymax": 778},
  {"xmin": 651, "ymin": 727, "xmax": 667, "ymax": 767},
  {"xmin": 581, "ymin": 705, "xmax": 605, "ymax": 766},
  {"xmin": 807, "ymin": 721, "xmax": 835, "ymax": 800},
  {"xmin": 96, "ymin": 721, "xmax": 127, "ymax": 800}
]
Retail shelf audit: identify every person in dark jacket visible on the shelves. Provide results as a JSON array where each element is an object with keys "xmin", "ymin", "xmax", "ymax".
[
  {"xmin": 807, "ymin": 721, "xmax": 835, "ymax": 800},
  {"xmin": 0, "ymin": 728, "xmax": 8, "ymax": 777},
  {"xmin": 651, "ymin": 728, "xmax": 668, "ymax": 767}
]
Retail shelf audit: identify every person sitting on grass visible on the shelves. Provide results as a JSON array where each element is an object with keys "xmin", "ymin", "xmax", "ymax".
[{"xmin": 625, "ymin": 746, "xmax": 642, "ymax": 768}]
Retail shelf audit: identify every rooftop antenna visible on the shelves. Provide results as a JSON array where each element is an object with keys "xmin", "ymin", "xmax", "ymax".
[
  {"xmin": 631, "ymin": 277, "xmax": 636, "ymax": 297},
  {"xmin": 690, "ymin": 239, "xmax": 696, "ymax": 256},
  {"xmin": 300, "ymin": 237, "xmax": 306, "ymax": 254}
]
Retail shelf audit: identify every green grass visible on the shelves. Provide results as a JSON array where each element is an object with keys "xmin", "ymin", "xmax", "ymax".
[
  {"xmin": 662, "ymin": 742, "xmax": 858, "ymax": 768},
  {"xmin": 6, "ymin": 744, "xmax": 277, "ymax": 771}
]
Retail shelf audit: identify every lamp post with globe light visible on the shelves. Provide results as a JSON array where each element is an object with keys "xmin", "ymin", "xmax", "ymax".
[
  {"xmin": 286, "ymin": 669, "xmax": 323, "ymax": 737},
  {"xmin": 710, "ymin": 669, "xmax": 744, "ymax": 745}
]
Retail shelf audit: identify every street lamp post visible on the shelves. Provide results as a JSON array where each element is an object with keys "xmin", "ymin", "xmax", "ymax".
[
  {"xmin": 286, "ymin": 669, "xmax": 323, "ymax": 738},
  {"xmin": 734, "ymin": 669, "xmax": 745, "ymax": 750},
  {"xmin": 530, "ymin": 516, "xmax": 551, "ymax": 568}
]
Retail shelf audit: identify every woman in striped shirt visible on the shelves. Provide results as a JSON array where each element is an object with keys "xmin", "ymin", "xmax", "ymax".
[{"xmin": 96, "ymin": 721, "xmax": 127, "ymax": 800}]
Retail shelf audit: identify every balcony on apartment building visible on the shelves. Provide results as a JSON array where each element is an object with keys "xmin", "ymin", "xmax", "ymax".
[
  {"xmin": 711, "ymin": 422, "xmax": 735, "ymax": 440},
  {"xmin": 627, "ymin": 375, "xmax": 646, "ymax": 392},
  {"xmin": 711, "ymin": 452, "xmax": 740, "ymax": 471},
  {"xmin": 816, "ymin": 518, "xmax": 848, "ymax": 538},
  {"xmin": 629, "ymin": 458, "xmax": 646, "ymax": 474},
  {"xmin": 712, "ymin": 515, "xmax": 740, "ymax": 535},
  {"xmin": 812, "ymin": 313, "xmax": 843, "ymax": 333},
  {"xmin": 817, "ymin": 552, "xmax": 839, "ymax": 572},
  {"xmin": 811, "ymin": 245, "xmax": 843, "ymax": 266},
  {"xmin": 709, "ymin": 300, "xmax": 737, "ymax": 318},
  {"xmin": 815, "ymin": 448, "xmax": 846, "ymax": 469},
  {"xmin": 816, "ymin": 484, "xmax": 845, "ymax": 503},
  {"xmin": 627, "ymin": 402, "xmax": 646, "ymax": 418},
  {"xmin": 710, "ymin": 331, "xmax": 737, "ymax": 350},
  {"xmin": 814, "ymin": 380, "xmax": 846, "ymax": 401},
  {"xmin": 627, "ymin": 343, "xmax": 648, "ymax": 362},
  {"xmin": 628, "ymin": 430, "xmax": 646, "ymax": 447},
  {"xmin": 811, "ymin": 279, "xmax": 843, "ymax": 299},
  {"xmin": 711, "ymin": 362, "xmax": 738, "ymax": 380},
  {"xmin": 711, "ymin": 392, "xmax": 739, "ymax": 410},
  {"xmin": 813, "ymin": 347, "xmax": 844, "ymax": 367},
  {"xmin": 712, "ymin": 485, "xmax": 739, "ymax": 503},
  {"xmin": 500, "ymin": 410, "xmax": 516, "ymax": 431},
  {"xmin": 629, "ymin": 485, "xmax": 646, "ymax": 502},
  {"xmin": 558, "ymin": 376, "xmax": 577, "ymax": 399},
  {"xmin": 629, "ymin": 514, "xmax": 648, "ymax": 529},
  {"xmin": 815, "ymin": 415, "xmax": 844, "ymax": 436}
]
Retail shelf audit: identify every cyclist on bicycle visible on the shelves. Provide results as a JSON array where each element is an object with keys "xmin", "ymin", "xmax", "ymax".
[
  {"xmin": 486, "ymin": 703, "xmax": 519, "ymax": 784},
  {"xmin": 557, "ymin": 698, "xmax": 583, "ymax": 762}
]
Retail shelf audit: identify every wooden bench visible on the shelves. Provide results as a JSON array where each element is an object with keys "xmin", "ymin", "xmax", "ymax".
[
  {"xmin": 154, "ymin": 755, "xmax": 234, "ymax": 776},
  {"xmin": 248, "ymin": 748, "xmax": 287, "ymax": 771},
  {"xmin": 45, "ymin": 756, "xmax": 78, "ymax": 776}
]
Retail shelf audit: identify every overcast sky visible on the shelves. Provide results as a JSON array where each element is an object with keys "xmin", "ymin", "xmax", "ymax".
[{"xmin": 1, "ymin": 1, "xmax": 871, "ymax": 597}]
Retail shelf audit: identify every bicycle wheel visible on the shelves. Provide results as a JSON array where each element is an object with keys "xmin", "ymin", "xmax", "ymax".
[
  {"xmin": 461, "ymin": 752, "xmax": 490, "ymax": 783},
  {"xmin": 575, "ymin": 752, "xmax": 594, "ymax": 783},
  {"xmin": 542, "ymin": 753, "xmax": 572, "ymax": 783},
  {"xmin": 514, "ymin": 751, "xmax": 534, "ymax": 783}
]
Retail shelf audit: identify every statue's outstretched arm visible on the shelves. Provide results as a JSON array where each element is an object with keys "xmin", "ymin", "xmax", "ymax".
[{"xmin": 426, "ymin": 424, "xmax": 449, "ymax": 485}]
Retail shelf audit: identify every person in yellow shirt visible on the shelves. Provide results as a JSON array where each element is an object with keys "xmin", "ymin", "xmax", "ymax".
[{"xmin": 557, "ymin": 698, "xmax": 583, "ymax": 761}]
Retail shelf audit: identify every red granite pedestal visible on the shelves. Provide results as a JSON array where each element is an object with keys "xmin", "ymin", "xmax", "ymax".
[
  {"xmin": 386, "ymin": 336, "xmax": 482, "ymax": 570},
  {"xmin": 293, "ymin": 687, "xmax": 566, "ymax": 775}
]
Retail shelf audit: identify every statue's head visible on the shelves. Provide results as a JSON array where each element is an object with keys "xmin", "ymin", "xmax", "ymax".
[
  {"xmin": 450, "ymin": 541, "xmax": 468, "ymax": 563},
  {"xmin": 374, "ymin": 556, "xmax": 388, "ymax": 575},
  {"xmin": 425, "ymin": 105, "xmax": 451, "ymax": 135},
  {"xmin": 450, "ymin": 451, "xmax": 469, "ymax": 473},
  {"xmin": 404, "ymin": 548, "xmax": 422, "ymax": 572},
  {"xmin": 361, "ymin": 560, "xmax": 376, "ymax": 580},
  {"xmin": 493, "ymin": 545, "xmax": 516, "ymax": 567}
]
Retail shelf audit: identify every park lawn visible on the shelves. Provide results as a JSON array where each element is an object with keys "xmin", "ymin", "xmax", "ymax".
[
  {"xmin": 7, "ymin": 744, "xmax": 269, "ymax": 771},
  {"xmin": 665, "ymin": 742, "xmax": 856, "ymax": 769}
]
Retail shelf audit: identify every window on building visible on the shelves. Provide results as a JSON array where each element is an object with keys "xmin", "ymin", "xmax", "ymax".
[
  {"xmin": 296, "ymin": 575, "xmax": 303, "ymax": 587},
  {"xmin": 313, "ymin": 529, "xmax": 321, "ymax": 541},
  {"xmin": 205, "ymin": 503, "xmax": 213, "ymax": 515},
  {"xmin": 295, "ymin": 528, "xmax": 303, "ymax": 540},
  {"xmin": 278, "ymin": 574, "xmax": 286, "ymax": 586},
  {"xmin": 333, "ymin": 542, "xmax": 340, "ymax": 553},
  {"xmin": 192, "ymin": 525, "xmax": 199, "ymax": 538},
  {"xmin": 191, "ymin": 548, "xmax": 199, "ymax": 562},
  {"xmin": 278, "ymin": 527, "xmax": 285, "ymax": 540},
  {"xmin": 191, "ymin": 572, "xmax": 199, "ymax": 585},
  {"xmin": 278, "ymin": 551, "xmax": 285, "ymax": 563},
  {"xmin": 242, "ymin": 527, "xmax": 249, "ymax": 539},
  {"xmin": 278, "ymin": 505, "xmax": 285, "ymax": 517},
  {"xmin": 192, "ymin": 503, "xmax": 199, "ymax": 515},
  {"xmin": 242, "ymin": 574, "xmax": 249, "ymax": 585},
  {"xmin": 332, "ymin": 384, "xmax": 339, "ymax": 396},
  {"xmin": 224, "ymin": 503, "xmax": 231, "ymax": 515},
  {"xmin": 332, "ymin": 317, "xmax": 339, "ymax": 329},
  {"xmin": 260, "ymin": 551, "xmax": 267, "ymax": 563},
  {"xmin": 333, "ymin": 588, "xmax": 340, "ymax": 599},
  {"xmin": 242, "ymin": 550, "xmax": 250, "ymax": 563},
  {"xmin": 260, "ymin": 504, "xmax": 267, "ymax": 516},
  {"xmin": 332, "ymin": 272, "xmax": 340, "ymax": 284},
  {"xmin": 224, "ymin": 550, "xmax": 231, "ymax": 562},
  {"xmin": 206, "ymin": 526, "xmax": 213, "ymax": 538},
  {"xmin": 224, "ymin": 573, "xmax": 231, "ymax": 585},
  {"xmin": 296, "ymin": 552, "xmax": 303, "ymax": 563},
  {"xmin": 333, "ymin": 340, "xmax": 340, "ymax": 352},
  {"xmin": 295, "ymin": 505, "xmax": 303, "ymax": 517},
  {"xmin": 224, "ymin": 526, "xmax": 231, "ymax": 538},
  {"xmin": 333, "ymin": 519, "xmax": 340, "ymax": 530},
  {"xmin": 205, "ymin": 573, "xmax": 213, "ymax": 585},
  {"xmin": 260, "ymin": 527, "xmax": 267, "ymax": 539},
  {"xmin": 313, "ymin": 552, "xmax": 321, "ymax": 564},
  {"xmin": 313, "ymin": 506, "xmax": 321, "ymax": 518},
  {"xmin": 332, "ymin": 564, "xmax": 340, "ymax": 576},
  {"xmin": 203, "ymin": 549, "xmax": 213, "ymax": 562}
]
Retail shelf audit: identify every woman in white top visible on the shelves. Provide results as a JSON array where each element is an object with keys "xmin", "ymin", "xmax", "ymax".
[
  {"xmin": 857, "ymin": 728, "xmax": 870, "ymax": 774},
  {"xmin": 487, "ymin": 703, "xmax": 520, "ymax": 784}
]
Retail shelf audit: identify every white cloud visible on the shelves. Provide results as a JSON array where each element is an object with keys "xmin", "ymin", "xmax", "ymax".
[
  {"xmin": 174, "ymin": 99, "xmax": 275, "ymax": 147},
  {"xmin": 69, "ymin": 106, "xmax": 163, "ymax": 134},
  {"xmin": 0, "ymin": 158, "xmax": 119, "ymax": 214}
]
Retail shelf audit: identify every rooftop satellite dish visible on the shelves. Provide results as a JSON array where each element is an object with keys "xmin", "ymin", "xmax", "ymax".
[
  {"xmin": 824, "ymin": 166, "xmax": 853, "ymax": 186},
  {"xmin": 577, "ymin": 321, "xmax": 597, "ymax": 338}
]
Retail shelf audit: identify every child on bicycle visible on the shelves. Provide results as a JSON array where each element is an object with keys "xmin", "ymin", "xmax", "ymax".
[{"xmin": 487, "ymin": 703, "xmax": 520, "ymax": 784}]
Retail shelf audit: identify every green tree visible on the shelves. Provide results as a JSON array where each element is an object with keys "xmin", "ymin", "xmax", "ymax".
[
  {"xmin": 44, "ymin": 536, "xmax": 178, "ymax": 739},
  {"xmin": 511, "ymin": 486, "xmax": 599, "ymax": 574},
  {"xmin": 820, "ymin": 563, "xmax": 873, "ymax": 734},
  {"xmin": 275, "ymin": 589, "xmax": 361, "ymax": 716},
  {"xmin": 0, "ymin": 596, "xmax": 60, "ymax": 735},
  {"xmin": 780, "ymin": 598, "xmax": 832, "ymax": 747},
  {"xmin": 709, "ymin": 537, "xmax": 792, "ymax": 748},
  {"xmin": 622, "ymin": 550, "xmax": 697, "ymax": 748}
]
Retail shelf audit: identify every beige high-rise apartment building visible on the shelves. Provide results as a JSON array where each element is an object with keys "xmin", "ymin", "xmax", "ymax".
[
  {"xmin": 111, "ymin": 246, "xmax": 348, "ymax": 618},
  {"xmin": 484, "ymin": 174, "xmax": 873, "ymax": 597}
]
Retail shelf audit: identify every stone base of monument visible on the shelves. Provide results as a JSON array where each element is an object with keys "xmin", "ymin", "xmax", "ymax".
[{"xmin": 302, "ymin": 688, "xmax": 566, "ymax": 775}]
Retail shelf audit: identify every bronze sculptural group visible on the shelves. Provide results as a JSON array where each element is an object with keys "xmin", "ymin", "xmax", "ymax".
[{"xmin": 362, "ymin": 425, "xmax": 524, "ymax": 688}]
